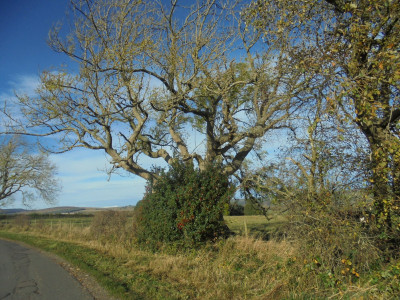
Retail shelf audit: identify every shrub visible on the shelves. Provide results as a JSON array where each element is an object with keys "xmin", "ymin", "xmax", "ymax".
[
  {"xmin": 244, "ymin": 200, "xmax": 263, "ymax": 215},
  {"xmin": 133, "ymin": 162, "xmax": 234, "ymax": 249},
  {"xmin": 229, "ymin": 201, "xmax": 245, "ymax": 216},
  {"xmin": 278, "ymin": 204, "xmax": 383, "ymax": 291},
  {"xmin": 90, "ymin": 210, "xmax": 131, "ymax": 245},
  {"xmin": 14, "ymin": 214, "xmax": 30, "ymax": 228}
]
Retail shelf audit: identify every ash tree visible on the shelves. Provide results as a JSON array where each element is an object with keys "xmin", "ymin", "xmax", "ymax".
[
  {"xmin": 324, "ymin": 0, "xmax": 400, "ymax": 229},
  {"xmin": 246, "ymin": 0, "xmax": 400, "ymax": 230},
  {"xmin": 0, "ymin": 135, "xmax": 60, "ymax": 206},
  {"xmin": 4, "ymin": 0, "xmax": 315, "ymax": 182}
]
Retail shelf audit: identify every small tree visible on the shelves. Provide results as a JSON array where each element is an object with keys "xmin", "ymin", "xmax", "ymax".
[{"xmin": 0, "ymin": 135, "xmax": 60, "ymax": 206}]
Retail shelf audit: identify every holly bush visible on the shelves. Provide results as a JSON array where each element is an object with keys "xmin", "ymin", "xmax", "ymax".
[{"xmin": 134, "ymin": 162, "xmax": 234, "ymax": 249}]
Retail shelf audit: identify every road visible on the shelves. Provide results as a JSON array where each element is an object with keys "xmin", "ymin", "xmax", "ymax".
[{"xmin": 0, "ymin": 238, "xmax": 93, "ymax": 300}]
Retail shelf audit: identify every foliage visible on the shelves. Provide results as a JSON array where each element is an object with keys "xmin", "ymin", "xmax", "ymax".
[
  {"xmin": 371, "ymin": 261, "xmax": 400, "ymax": 295},
  {"xmin": 0, "ymin": 135, "xmax": 60, "ymax": 206},
  {"xmin": 2, "ymin": 0, "xmax": 400, "ymax": 296},
  {"xmin": 289, "ymin": 208, "xmax": 380, "ymax": 269},
  {"xmin": 134, "ymin": 162, "xmax": 234, "ymax": 249},
  {"xmin": 244, "ymin": 200, "xmax": 263, "ymax": 216}
]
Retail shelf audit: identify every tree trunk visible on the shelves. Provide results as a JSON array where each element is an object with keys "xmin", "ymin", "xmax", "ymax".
[{"xmin": 366, "ymin": 130, "xmax": 393, "ymax": 229}]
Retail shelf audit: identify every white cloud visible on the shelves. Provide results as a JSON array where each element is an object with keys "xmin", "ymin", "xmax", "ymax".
[
  {"xmin": 49, "ymin": 149, "xmax": 146, "ymax": 208},
  {"xmin": 0, "ymin": 74, "xmax": 41, "ymax": 132},
  {"xmin": 7, "ymin": 74, "xmax": 40, "ymax": 97}
]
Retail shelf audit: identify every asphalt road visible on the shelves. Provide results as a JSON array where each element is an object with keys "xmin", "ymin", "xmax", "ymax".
[{"xmin": 0, "ymin": 238, "xmax": 93, "ymax": 300}]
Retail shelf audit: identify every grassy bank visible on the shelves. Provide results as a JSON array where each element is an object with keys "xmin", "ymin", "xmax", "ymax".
[{"xmin": 0, "ymin": 215, "xmax": 399, "ymax": 299}]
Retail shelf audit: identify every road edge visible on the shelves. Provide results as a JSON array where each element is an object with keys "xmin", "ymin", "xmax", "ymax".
[{"xmin": 0, "ymin": 237, "xmax": 119, "ymax": 300}]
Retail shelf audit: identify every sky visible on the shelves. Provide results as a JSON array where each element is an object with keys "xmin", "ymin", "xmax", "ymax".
[{"xmin": 0, "ymin": 0, "xmax": 146, "ymax": 209}]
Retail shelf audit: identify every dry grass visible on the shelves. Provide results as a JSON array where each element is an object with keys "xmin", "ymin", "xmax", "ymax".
[
  {"xmin": 125, "ymin": 237, "xmax": 296, "ymax": 299},
  {"xmin": 2, "ymin": 219, "xmax": 296, "ymax": 299},
  {"xmin": 1, "ymin": 215, "xmax": 399, "ymax": 299}
]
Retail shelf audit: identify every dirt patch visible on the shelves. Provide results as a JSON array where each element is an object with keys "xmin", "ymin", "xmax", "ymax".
[{"xmin": 58, "ymin": 260, "xmax": 119, "ymax": 300}]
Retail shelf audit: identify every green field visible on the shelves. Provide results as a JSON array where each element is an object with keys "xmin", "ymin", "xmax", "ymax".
[
  {"xmin": 0, "ymin": 214, "xmax": 93, "ymax": 228},
  {"xmin": 1, "ymin": 214, "xmax": 285, "ymax": 237},
  {"xmin": 225, "ymin": 215, "xmax": 287, "ymax": 237}
]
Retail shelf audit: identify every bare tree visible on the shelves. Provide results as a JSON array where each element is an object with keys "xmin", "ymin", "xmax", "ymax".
[
  {"xmin": 285, "ymin": 99, "xmax": 368, "ymax": 205},
  {"xmin": 0, "ymin": 135, "xmax": 60, "ymax": 206},
  {"xmin": 4, "ymin": 0, "xmax": 313, "ymax": 181},
  {"xmin": 240, "ymin": 95, "xmax": 369, "ymax": 219}
]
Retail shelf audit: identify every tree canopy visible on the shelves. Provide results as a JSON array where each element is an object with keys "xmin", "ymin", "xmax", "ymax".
[{"xmin": 6, "ymin": 0, "xmax": 315, "ymax": 181}]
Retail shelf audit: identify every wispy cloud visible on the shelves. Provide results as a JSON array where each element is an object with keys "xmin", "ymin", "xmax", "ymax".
[
  {"xmin": 1, "ymin": 74, "xmax": 41, "ymax": 131},
  {"xmin": 50, "ymin": 149, "xmax": 146, "ymax": 208},
  {"xmin": 7, "ymin": 74, "xmax": 40, "ymax": 97},
  {"xmin": 1, "ymin": 74, "xmax": 147, "ymax": 209}
]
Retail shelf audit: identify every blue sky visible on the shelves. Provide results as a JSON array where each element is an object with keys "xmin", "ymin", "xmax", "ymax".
[{"xmin": 0, "ymin": 0, "xmax": 146, "ymax": 209}]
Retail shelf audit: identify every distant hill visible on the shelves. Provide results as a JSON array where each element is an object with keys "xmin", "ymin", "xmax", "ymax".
[
  {"xmin": 0, "ymin": 208, "xmax": 27, "ymax": 215},
  {"xmin": 0, "ymin": 206, "xmax": 135, "ymax": 215},
  {"xmin": 31, "ymin": 206, "xmax": 86, "ymax": 214}
]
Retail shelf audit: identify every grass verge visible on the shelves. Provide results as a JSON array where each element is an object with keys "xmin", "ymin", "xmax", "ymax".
[
  {"xmin": 0, "ymin": 231, "xmax": 181, "ymax": 300},
  {"xmin": 1, "ymin": 215, "xmax": 399, "ymax": 299}
]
